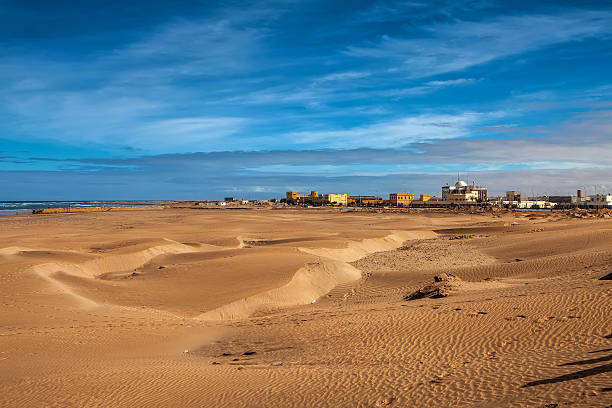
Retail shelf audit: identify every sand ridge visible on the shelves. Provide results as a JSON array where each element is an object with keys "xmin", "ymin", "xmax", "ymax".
[{"xmin": 10, "ymin": 228, "xmax": 436, "ymax": 319}]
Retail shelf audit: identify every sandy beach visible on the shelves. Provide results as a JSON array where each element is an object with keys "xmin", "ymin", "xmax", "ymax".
[{"xmin": 0, "ymin": 208, "xmax": 610, "ymax": 407}]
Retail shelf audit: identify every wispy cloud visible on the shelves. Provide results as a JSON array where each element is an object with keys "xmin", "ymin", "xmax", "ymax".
[
  {"xmin": 108, "ymin": 19, "xmax": 266, "ymax": 82},
  {"xmin": 286, "ymin": 113, "xmax": 484, "ymax": 149},
  {"xmin": 136, "ymin": 117, "xmax": 248, "ymax": 149},
  {"xmin": 346, "ymin": 10, "xmax": 612, "ymax": 77},
  {"xmin": 426, "ymin": 78, "xmax": 478, "ymax": 87},
  {"xmin": 312, "ymin": 71, "xmax": 372, "ymax": 84}
]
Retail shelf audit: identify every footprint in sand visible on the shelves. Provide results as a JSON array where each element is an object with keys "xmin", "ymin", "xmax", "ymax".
[{"xmin": 375, "ymin": 397, "xmax": 396, "ymax": 406}]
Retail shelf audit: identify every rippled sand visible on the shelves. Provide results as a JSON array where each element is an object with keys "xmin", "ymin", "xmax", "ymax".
[{"xmin": 0, "ymin": 208, "xmax": 610, "ymax": 407}]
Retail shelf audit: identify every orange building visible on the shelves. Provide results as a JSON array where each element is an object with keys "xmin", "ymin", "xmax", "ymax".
[
  {"xmin": 286, "ymin": 190, "xmax": 318, "ymax": 202},
  {"xmin": 347, "ymin": 195, "xmax": 385, "ymax": 206},
  {"xmin": 389, "ymin": 193, "xmax": 415, "ymax": 206}
]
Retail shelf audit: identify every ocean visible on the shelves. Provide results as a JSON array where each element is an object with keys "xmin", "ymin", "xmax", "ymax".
[{"xmin": 0, "ymin": 201, "xmax": 153, "ymax": 215}]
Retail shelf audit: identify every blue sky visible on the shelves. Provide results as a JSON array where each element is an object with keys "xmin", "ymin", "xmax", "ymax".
[{"xmin": 1, "ymin": 0, "xmax": 611, "ymax": 199}]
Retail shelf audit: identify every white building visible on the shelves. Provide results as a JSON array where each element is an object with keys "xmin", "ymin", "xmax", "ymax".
[
  {"xmin": 503, "ymin": 200, "xmax": 557, "ymax": 209},
  {"xmin": 442, "ymin": 180, "xmax": 488, "ymax": 203},
  {"xmin": 589, "ymin": 194, "xmax": 612, "ymax": 207}
]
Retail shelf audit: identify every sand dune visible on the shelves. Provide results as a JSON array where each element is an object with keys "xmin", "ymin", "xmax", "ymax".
[{"xmin": 0, "ymin": 208, "xmax": 610, "ymax": 407}]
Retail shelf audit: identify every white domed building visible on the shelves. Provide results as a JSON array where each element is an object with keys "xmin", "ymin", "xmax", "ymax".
[{"xmin": 442, "ymin": 180, "xmax": 488, "ymax": 203}]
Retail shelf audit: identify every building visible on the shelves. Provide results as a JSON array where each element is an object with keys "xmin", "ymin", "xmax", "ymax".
[
  {"xmin": 419, "ymin": 194, "xmax": 431, "ymax": 202},
  {"xmin": 506, "ymin": 191, "xmax": 527, "ymax": 202},
  {"xmin": 503, "ymin": 200, "xmax": 557, "ymax": 209},
  {"xmin": 589, "ymin": 194, "xmax": 612, "ymax": 207},
  {"xmin": 347, "ymin": 195, "xmax": 384, "ymax": 206},
  {"xmin": 442, "ymin": 180, "xmax": 488, "ymax": 203},
  {"xmin": 447, "ymin": 190, "xmax": 479, "ymax": 203},
  {"xmin": 323, "ymin": 193, "xmax": 348, "ymax": 206},
  {"xmin": 286, "ymin": 190, "xmax": 347, "ymax": 206},
  {"xmin": 286, "ymin": 190, "xmax": 319, "ymax": 203},
  {"xmin": 548, "ymin": 195, "xmax": 576, "ymax": 205},
  {"xmin": 389, "ymin": 193, "xmax": 415, "ymax": 207}
]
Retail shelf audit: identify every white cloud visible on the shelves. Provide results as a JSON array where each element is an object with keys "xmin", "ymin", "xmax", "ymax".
[
  {"xmin": 313, "ymin": 71, "xmax": 372, "ymax": 83},
  {"xmin": 425, "ymin": 78, "xmax": 478, "ymax": 87},
  {"xmin": 110, "ymin": 19, "xmax": 265, "ymax": 79},
  {"xmin": 286, "ymin": 113, "xmax": 483, "ymax": 149},
  {"xmin": 345, "ymin": 10, "xmax": 612, "ymax": 77},
  {"xmin": 137, "ymin": 117, "xmax": 248, "ymax": 149}
]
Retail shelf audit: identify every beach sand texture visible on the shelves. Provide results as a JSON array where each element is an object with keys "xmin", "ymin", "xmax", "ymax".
[{"xmin": 0, "ymin": 208, "xmax": 610, "ymax": 407}]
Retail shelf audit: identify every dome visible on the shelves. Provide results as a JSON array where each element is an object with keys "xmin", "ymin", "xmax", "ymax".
[{"xmin": 455, "ymin": 180, "xmax": 468, "ymax": 188}]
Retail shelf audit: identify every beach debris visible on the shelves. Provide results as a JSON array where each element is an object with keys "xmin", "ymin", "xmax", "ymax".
[
  {"xmin": 211, "ymin": 361, "xmax": 220, "ymax": 365},
  {"xmin": 405, "ymin": 285, "xmax": 450, "ymax": 300},
  {"xmin": 433, "ymin": 273, "xmax": 456, "ymax": 282},
  {"xmin": 311, "ymin": 299, "xmax": 316, "ymax": 304},
  {"xmin": 158, "ymin": 266, "xmax": 166, "ymax": 269},
  {"xmin": 242, "ymin": 351, "xmax": 256, "ymax": 356},
  {"xmin": 446, "ymin": 234, "xmax": 474, "ymax": 240},
  {"xmin": 183, "ymin": 349, "xmax": 189, "ymax": 354},
  {"xmin": 271, "ymin": 362, "xmax": 282, "ymax": 366},
  {"xmin": 406, "ymin": 274, "xmax": 461, "ymax": 300}
]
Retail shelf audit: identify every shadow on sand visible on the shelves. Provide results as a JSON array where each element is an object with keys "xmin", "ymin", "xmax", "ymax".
[{"xmin": 522, "ymin": 352, "xmax": 612, "ymax": 388}]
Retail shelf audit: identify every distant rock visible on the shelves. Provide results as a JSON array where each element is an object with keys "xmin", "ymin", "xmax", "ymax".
[
  {"xmin": 434, "ymin": 273, "xmax": 457, "ymax": 282},
  {"xmin": 406, "ymin": 274, "xmax": 461, "ymax": 300},
  {"xmin": 405, "ymin": 285, "xmax": 450, "ymax": 300}
]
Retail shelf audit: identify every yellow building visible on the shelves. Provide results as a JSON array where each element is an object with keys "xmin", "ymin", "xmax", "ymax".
[
  {"xmin": 389, "ymin": 193, "xmax": 415, "ymax": 206},
  {"xmin": 286, "ymin": 190, "xmax": 319, "ymax": 202},
  {"xmin": 286, "ymin": 190, "xmax": 346, "ymax": 205},
  {"xmin": 347, "ymin": 195, "xmax": 384, "ymax": 206},
  {"xmin": 419, "ymin": 194, "xmax": 431, "ymax": 201},
  {"xmin": 324, "ymin": 193, "xmax": 348, "ymax": 206}
]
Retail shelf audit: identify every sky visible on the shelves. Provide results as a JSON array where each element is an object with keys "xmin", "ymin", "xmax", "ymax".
[{"xmin": 1, "ymin": 0, "xmax": 611, "ymax": 200}]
